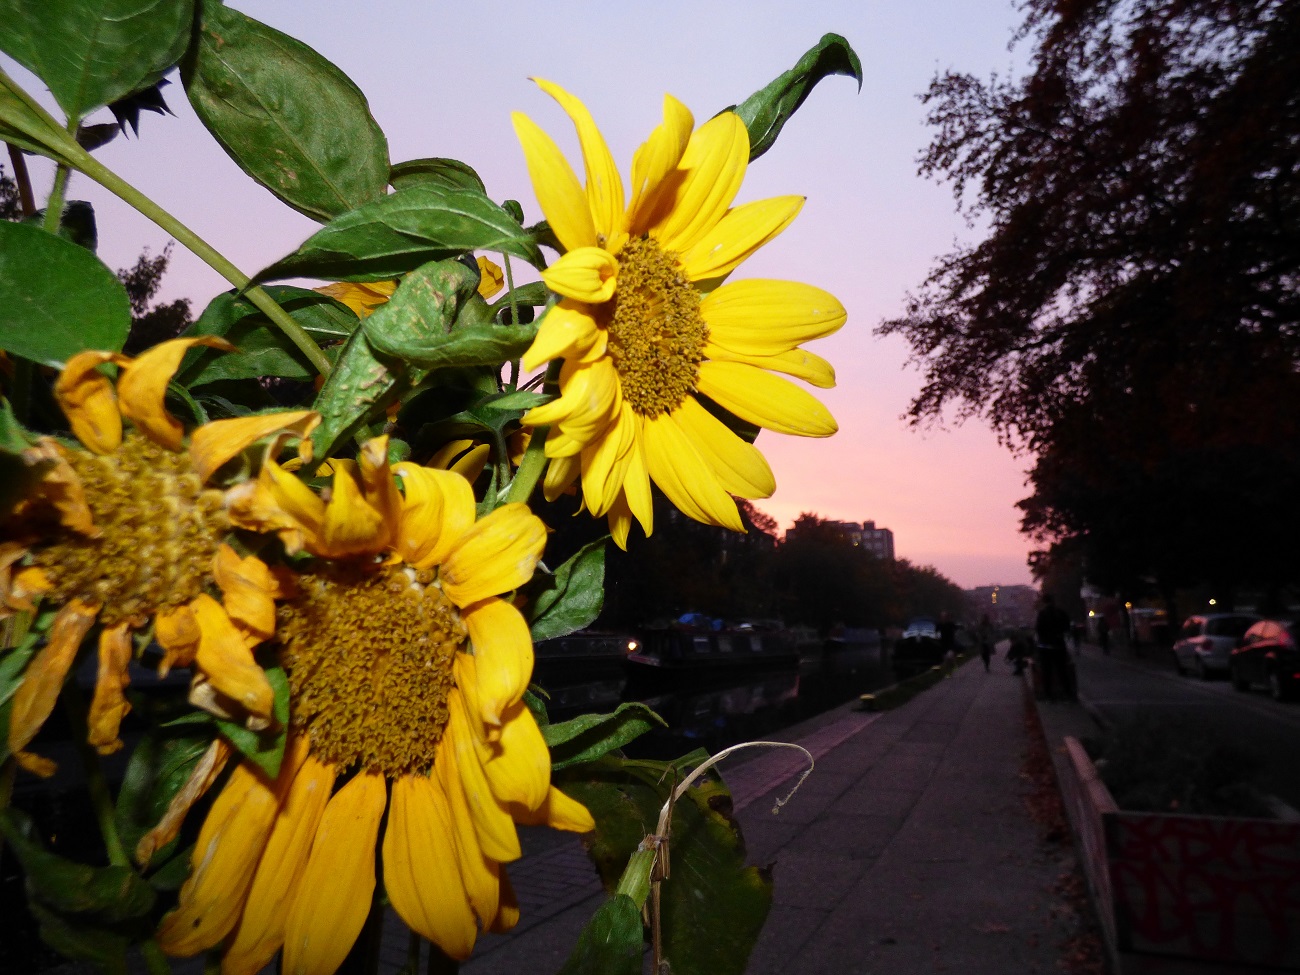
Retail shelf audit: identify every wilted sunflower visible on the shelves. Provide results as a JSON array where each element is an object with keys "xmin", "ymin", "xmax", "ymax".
[
  {"xmin": 512, "ymin": 80, "xmax": 846, "ymax": 546},
  {"xmin": 316, "ymin": 255, "xmax": 506, "ymax": 319},
  {"xmin": 0, "ymin": 337, "xmax": 317, "ymax": 774},
  {"xmin": 158, "ymin": 438, "xmax": 592, "ymax": 974}
]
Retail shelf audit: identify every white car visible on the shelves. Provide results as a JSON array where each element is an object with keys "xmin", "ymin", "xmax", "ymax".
[{"xmin": 1172, "ymin": 613, "xmax": 1259, "ymax": 678}]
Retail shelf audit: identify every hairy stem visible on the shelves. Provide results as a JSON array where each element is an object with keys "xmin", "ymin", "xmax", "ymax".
[{"xmin": 504, "ymin": 359, "xmax": 561, "ymax": 505}]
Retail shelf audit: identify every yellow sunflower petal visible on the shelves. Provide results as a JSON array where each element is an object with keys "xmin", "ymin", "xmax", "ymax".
[
  {"xmin": 607, "ymin": 495, "xmax": 633, "ymax": 550},
  {"xmin": 429, "ymin": 439, "xmax": 476, "ymax": 471},
  {"xmin": 461, "ymin": 597, "xmax": 533, "ymax": 730},
  {"xmin": 481, "ymin": 701, "xmax": 549, "ymax": 811},
  {"xmin": 696, "ymin": 360, "xmax": 838, "ymax": 437},
  {"xmin": 449, "ymin": 443, "xmax": 490, "ymax": 484},
  {"xmin": 118, "ymin": 337, "xmax": 234, "ymax": 451},
  {"xmin": 2, "ymin": 555, "xmax": 49, "ymax": 614},
  {"xmin": 535, "ymin": 78, "xmax": 625, "ymax": 241},
  {"xmin": 700, "ymin": 279, "xmax": 847, "ymax": 353},
  {"xmin": 8, "ymin": 599, "xmax": 99, "ymax": 775},
  {"xmin": 189, "ymin": 410, "xmax": 318, "ymax": 484},
  {"xmin": 155, "ymin": 603, "xmax": 201, "ymax": 677},
  {"xmin": 642, "ymin": 412, "xmax": 743, "ymax": 530},
  {"xmin": 523, "ymin": 358, "xmax": 621, "ymax": 445},
  {"xmin": 521, "ymin": 300, "xmax": 603, "ymax": 372},
  {"xmin": 673, "ymin": 397, "xmax": 775, "ymax": 499},
  {"xmin": 628, "ymin": 94, "xmax": 695, "ymax": 235},
  {"xmin": 622, "ymin": 432, "xmax": 654, "ymax": 537},
  {"xmin": 25, "ymin": 439, "xmax": 95, "ymax": 536},
  {"xmin": 359, "ymin": 435, "xmax": 402, "ymax": 538},
  {"xmin": 476, "ymin": 256, "xmax": 504, "ymax": 300},
  {"xmin": 191, "ymin": 594, "xmax": 274, "ymax": 721},
  {"xmin": 157, "ymin": 752, "xmax": 291, "ymax": 956},
  {"xmin": 136, "ymin": 739, "xmax": 232, "ymax": 868},
  {"xmin": 492, "ymin": 869, "xmax": 521, "ymax": 933},
  {"xmin": 213, "ymin": 545, "xmax": 279, "ymax": 641},
  {"xmin": 87, "ymin": 621, "xmax": 133, "ymax": 756},
  {"xmin": 541, "ymin": 246, "xmax": 618, "ymax": 304},
  {"xmin": 393, "ymin": 464, "xmax": 476, "ymax": 569},
  {"xmin": 446, "ymin": 689, "xmax": 521, "ymax": 862},
  {"xmin": 316, "ymin": 280, "xmax": 396, "ymax": 318},
  {"xmin": 281, "ymin": 770, "xmax": 386, "ymax": 975},
  {"xmin": 512, "ymin": 111, "xmax": 596, "ymax": 253},
  {"xmin": 255, "ymin": 458, "xmax": 327, "ymax": 549},
  {"xmin": 53, "ymin": 350, "xmax": 122, "ymax": 454},
  {"xmin": 705, "ymin": 345, "xmax": 837, "ymax": 388},
  {"xmin": 541, "ymin": 426, "xmax": 587, "ymax": 459},
  {"xmin": 541, "ymin": 453, "xmax": 580, "ymax": 503},
  {"xmin": 319, "ymin": 462, "xmax": 389, "ymax": 559},
  {"xmin": 580, "ymin": 403, "xmax": 636, "ymax": 517},
  {"xmin": 442, "ymin": 504, "xmax": 546, "ymax": 607},
  {"xmin": 648, "ymin": 111, "xmax": 749, "ymax": 254},
  {"xmin": 435, "ymin": 728, "xmax": 503, "ymax": 931},
  {"xmin": 678, "ymin": 196, "xmax": 804, "ymax": 281},
  {"xmin": 222, "ymin": 752, "xmax": 335, "ymax": 975},
  {"xmin": 512, "ymin": 785, "xmax": 596, "ymax": 833},
  {"xmin": 383, "ymin": 773, "xmax": 479, "ymax": 961}
]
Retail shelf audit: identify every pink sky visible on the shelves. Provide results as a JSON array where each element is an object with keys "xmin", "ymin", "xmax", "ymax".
[{"xmin": 4, "ymin": 0, "xmax": 1036, "ymax": 588}]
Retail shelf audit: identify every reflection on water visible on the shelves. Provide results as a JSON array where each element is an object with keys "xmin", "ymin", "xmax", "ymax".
[{"xmin": 533, "ymin": 635, "xmax": 898, "ymax": 760}]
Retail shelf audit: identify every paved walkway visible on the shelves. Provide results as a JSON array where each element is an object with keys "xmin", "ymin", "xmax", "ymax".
[{"xmin": 459, "ymin": 657, "xmax": 1083, "ymax": 974}]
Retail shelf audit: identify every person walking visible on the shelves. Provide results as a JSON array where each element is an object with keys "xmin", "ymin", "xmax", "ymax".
[
  {"xmin": 938, "ymin": 611, "xmax": 958, "ymax": 677},
  {"xmin": 1096, "ymin": 614, "xmax": 1111, "ymax": 655},
  {"xmin": 977, "ymin": 614, "xmax": 994, "ymax": 673},
  {"xmin": 1035, "ymin": 594, "xmax": 1072, "ymax": 700}
]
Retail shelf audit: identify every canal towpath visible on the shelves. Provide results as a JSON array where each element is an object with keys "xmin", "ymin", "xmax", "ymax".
[{"xmin": 455, "ymin": 653, "xmax": 1092, "ymax": 975}]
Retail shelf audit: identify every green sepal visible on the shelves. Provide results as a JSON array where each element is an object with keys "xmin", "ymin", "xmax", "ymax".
[
  {"xmin": 184, "ymin": 0, "xmax": 389, "ymax": 222},
  {"xmin": 389, "ymin": 157, "xmax": 487, "ymax": 194},
  {"xmin": 527, "ymin": 540, "xmax": 607, "ymax": 643},
  {"xmin": 0, "ymin": 220, "xmax": 131, "ymax": 366},
  {"xmin": 725, "ymin": 33, "xmax": 862, "ymax": 162},
  {"xmin": 558, "ymin": 753, "xmax": 773, "ymax": 975},
  {"xmin": 545, "ymin": 702, "xmax": 666, "ymax": 771},
  {"xmin": 114, "ymin": 725, "xmax": 215, "ymax": 863},
  {"xmin": 0, "ymin": 809, "xmax": 157, "ymax": 924},
  {"xmin": 252, "ymin": 184, "xmax": 546, "ymax": 285},
  {"xmin": 180, "ymin": 286, "xmax": 357, "ymax": 386},
  {"xmin": 213, "ymin": 665, "xmax": 290, "ymax": 779},
  {"xmin": 555, "ymin": 893, "xmax": 644, "ymax": 975},
  {"xmin": 0, "ymin": 0, "xmax": 193, "ymax": 123}
]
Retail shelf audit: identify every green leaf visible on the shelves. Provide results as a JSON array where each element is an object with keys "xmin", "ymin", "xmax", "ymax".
[
  {"xmin": 306, "ymin": 326, "xmax": 399, "ymax": 461},
  {"xmin": 363, "ymin": 259, "xmax": 536, "ymax": 370},
  {"xmin": 0, "ymin": 395, "xmax": 35, "ymax": 453},
  {"xmin": 0, "ymin": 809, "xmax": 157, "ymax": 923},
  {"xmin": 556, "ymin": 894, "xmax": 644, "ymax": 975},
  {"xmin": 179, "ymin": 285, "xmax": 357, "ymax": 386},
  {"xmin": 523, "ymin": 687, "xmax": 550, "ymax": 728},
  {"xmin": 214, "ymin": 666, "xmax": 289, "ymax": 779},
  {"xmin": 390, "ymin": 157, "xmax": 486, "ymax": 194},
  {"xmin": 114, "ymin": 727, "xmax": 213, "ymax": 858},
  {"xmin": 559, "ymin": 755, "xmax": 772, "ymax": 975},
  {"xmin": 183, "ymin": 0, "xmax": 389, "ymax": 222},
  {"xmin": 0, "ymin": 0, "xmax": 193, "ymax": 123},
  {"xmin": 546, "ymin": 702, "xmax": 666, "ymax": 771},
  {"xmin": 253, "ymin": 184, "xmax": 545, "ymax": 284},
  {"xmin": 26, "ymin": 901, "xmax": 131, "ymax": 975},
  {"xmin": 0, "ymin": 397, "xmax": 43, "ymax": 522},
  {"xmin": 725, "ymin": 33, "xmax": 862, "ymax": 162},
  {"xmin": 527, "ymin": 540, "xmax": 607, "ymax": 642},
  {"xmin": 0, "ymin": 221, "xmax": 131, "ymax": 366},
  {"xmin": 488, "ymin": 281, "xmax": 550, "ymax": 323}
]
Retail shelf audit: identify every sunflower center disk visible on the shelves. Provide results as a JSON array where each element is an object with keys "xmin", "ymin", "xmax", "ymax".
[
  {"xmin": 606, "ymin": 236, "xmax": 709, "ymax": 417},
  {"xmin": 278, "ymin": 565, "xmax": 466, "ymax": 777},
  {"xmin": 36, "ymin": 434, "xmax": 228, "ymax": 626}
]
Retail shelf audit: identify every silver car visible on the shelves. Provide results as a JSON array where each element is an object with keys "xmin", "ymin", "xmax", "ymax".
[{"xmin": 1172, "ymin": 613, "xmax": 1259, "ymax": 678}]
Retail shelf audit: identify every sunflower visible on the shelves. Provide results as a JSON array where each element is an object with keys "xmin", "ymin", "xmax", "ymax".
[
  {"xmin": 0, "ymin": 338, "xmax": 318, "ymax": 775},
  {"xmin": 316, "ymin": 255, "xmax": 506, "ymax": 319},
  {"xmin": 511, "ymin": 80, "xmax": 847, "ymax": 546},
  {"xmin": 158, "ymin": 438, "xmax": 593, "ymax": 973}
]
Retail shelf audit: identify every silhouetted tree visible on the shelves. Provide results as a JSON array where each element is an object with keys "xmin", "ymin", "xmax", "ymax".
[{"xmin": 118, "ymin": 244, "xmax": 192, "ymax": 354}]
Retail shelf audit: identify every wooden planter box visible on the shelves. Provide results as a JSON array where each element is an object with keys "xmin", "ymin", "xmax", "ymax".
[{"xmin": 1059, "ymin": 735, "xmax": 1300, "ymax": 972}]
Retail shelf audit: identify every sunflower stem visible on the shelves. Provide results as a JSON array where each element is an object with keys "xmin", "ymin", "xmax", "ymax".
[
  {"xmin": 42, "ymin": 152, "xmax": 71, "ymax": 236},
  {"xmin": 61, "ymin": 682, "xmax": 130, "ymax": 867},
  {"xmin": 6, "ymin": 141, "xmax": 37, "ymax": 215},
  {"xmin": 71, "ymin": 154, "xmax": 333, "ymax": 378},
  {"xmin": 503, "ymin": 360, "xmax": 561, "ymax": 505}
]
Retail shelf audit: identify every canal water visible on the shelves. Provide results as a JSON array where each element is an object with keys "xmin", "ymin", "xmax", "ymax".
[{"xmin": 534, "ymin": 637, "xmax": 899, "ymax": 761}]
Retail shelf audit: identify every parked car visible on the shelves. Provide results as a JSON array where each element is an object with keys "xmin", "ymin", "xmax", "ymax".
[
  {"xmin": 1230, "ymin": 619, "xmax": 1300, "ymax": 700},
  {"xmin": 1171, "ymin": 613, "xmax": 1258, "ymax": 678}
]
